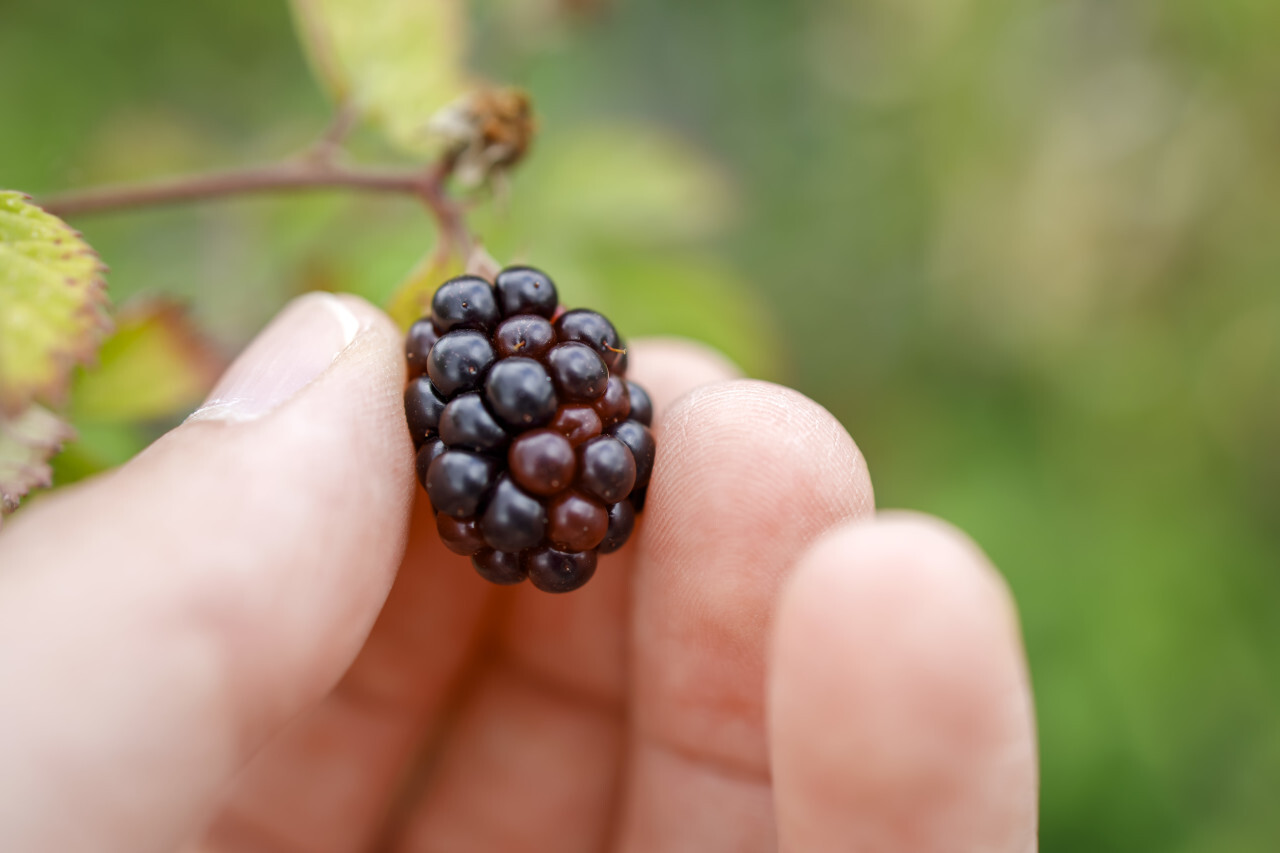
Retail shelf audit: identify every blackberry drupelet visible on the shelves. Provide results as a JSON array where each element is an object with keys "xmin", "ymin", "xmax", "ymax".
[{"xmin": 404, "ymin": 267, "xmax": 654, "ymax": 593}]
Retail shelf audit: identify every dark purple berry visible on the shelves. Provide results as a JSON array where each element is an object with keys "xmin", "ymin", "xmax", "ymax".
[
  {"xmin": 405, "ymin": 265, "xmax": 656, "ymax": 595},
  {"xmin": 550, "ymin": 405, "xmax": 602, "ymax": 446},
  {"xmin": 437, "ymin": 515, "xmax": 486, "ymax": 556},
  {"xmin": 415, "ymin": 437, "xmax": 447, "ymax": 490},
  {"xmin": 494, "ymin": 315, "xmax": 556, "ymax": 360},
  {"xmin": 508, "ymin": 430, "xmax": 576, "ymax": 496},
  {"xmin": 428, "ymin": 330, "xmax": 495, "ymax": 397},
  {"xmin": 405, "ymin": 318, "xmax": 439, "ymax": 380},
  {"xmin": 626, "ymin": 381, "xmax": 653, "ymax": 427},
  {"xmin": 481, "ymin": 476, "xmax": 547, "ymax": 552},
  {"xmin": 577, "ymin": 435, "xmax": 637, "ymax": 504},
  {"xmin": 554, "ymin": 309, "xmax": 625, "ymax": 371},
  {"xmin": 526, "ymin": 547, "xmax": 598, "ymax": 593},
  {"xmin": 484, "ymin": 357, "xmax": 558, "ymax": 429},
  {"xmin": 431, "ymin": 275, "xmax": 500, "ymax": 333},
  {"xmin": 610, "ymin": 419, "xmax": 656, "ymax": 492},
  {"xmin": 472, "ymin": 549, "xmax": 527, "ymax": 585},
  {"xmin": 426, "ymin": 450, "xmax": 500, "ymax": 518},
  {"xmin": 598, "ymin": 500, "xmax": 636, "ymax": 554},
  {"xmin": 593, "ymin": 375, "xmax": 631, "ymax": 426},
  {"xmin": 405, "ymin": 377, "xmax": 448, "ymax": 446},
  {"xmin": 439, "ymin": 393, "xmax": 509, "ymax": 453},
  {"xmin": 546, "ymin": 342, "xmax": 609, "ymax": 402},
  {"xmin": 547, "ymin": 491, "xmax": 608, "ymax": 552},
  {"xmin": 494, "ymin": 266, "xmax": 558, "ymax": 318}
]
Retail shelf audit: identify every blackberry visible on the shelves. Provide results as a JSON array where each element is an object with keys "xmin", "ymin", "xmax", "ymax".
[
  {"xmin": 494, "ymin": 267, "xmax": 558, "ymax": 318},
  {"xmin": 554, "ymin": 310, "xmax": 625, "ymax": 372},
  {"xmin": 494, "ymin": 315, "xmax": 556, "ymax": 360},
  {"xmin": 428, "ymin": 330, "xmax": 495, "ymax": 398},
  {"xmin": 481, "ymin": 476, "xmax": 547, "ymax": 552},
  {"xmin": 599, "ymin": 499, "xmax": 636, "ymax": 554},
  {"xmin": 484, "ymin": 357, "xmax": 558, "ymax": 429},
  {"xmin": 439, "ymin": 393, "xmax": 509, "ymax": 453},
  {"xmin": 405, "ymin": 377, "xmax": 448, "ymax": 448},
  {"xmin": 526, "ymin": 547, "xmax": 598, "ymax": 593},
  {"xmin": 546, "ymin": 342, "xmax": 609, "ymax": 402},
  {"xmin": 404, "ymin": 265, "xmax": 654, "ymax": 592},
  {"xmin": 473, "ymin": 549, "xmax": 527, "ymax": 585},
  {"xmin": 625, "ymin": 381, "xmax": 653, "ymax": 427},
  {"xmin": 405, "ymin": 318, "xmax": 439, "ymax": 380},
  {"xmin": 432, "ymin": 276, "xmax": 501, "ymax": 333},
  {"xmin": 426, "ymin": 450, "xmax": 500, "ymax": 518},
  {"xmin": 609, "ymin": 419, "xmax": 656, "ymax": 492},
  {"xmin": 576, "ymin": 435, "xmax": 637, "ymax": 504}
]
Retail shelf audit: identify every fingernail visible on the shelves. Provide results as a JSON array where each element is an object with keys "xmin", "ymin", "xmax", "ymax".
[{"xmin": 187, "ymin": 293, "xmax": 362, "ymax": 423}]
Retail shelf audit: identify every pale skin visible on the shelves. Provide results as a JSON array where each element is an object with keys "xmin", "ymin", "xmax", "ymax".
[{"xmin": 0, "ymin": 294, "xmax": 1039, "ymax": 852}]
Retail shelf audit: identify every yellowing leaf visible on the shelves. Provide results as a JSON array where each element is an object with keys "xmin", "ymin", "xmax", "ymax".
[
  {"xmin": 70, "ymin": 300, "xmax": 226, "ymax": 424},
  {"xmin": 290, "ymin": 0, "xmax": 470, "ymax": 155},
  {"xmin": 0, "ymin": 191, "xmax": 111, "ymax": 415},
  {"xmin": 0, "ymin": 404, "xmax": 74, "ymax": 517}
]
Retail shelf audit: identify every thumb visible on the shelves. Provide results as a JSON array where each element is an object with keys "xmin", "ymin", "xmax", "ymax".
[{"xmin": 0, "ymin": 293, "xmax": 414, "ymax": 853}]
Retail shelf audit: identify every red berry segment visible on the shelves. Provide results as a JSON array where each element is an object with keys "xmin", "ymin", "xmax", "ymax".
[
  {"xmin": 550, "ymin": 405, "xmax": 602, "ymax": 446},
  {"xmin": 405, "ymin": 264, "xmax": 654, "ymax": 593},
  {"xmin": 473, "ymin": 549, "xmax": 527, "ymax": 584},
  {"xmin": 437, "ymin": 515, "xmax": 486, "ymax": 556},
  {"xmin": 547, "ymin": 491, "xmax": 608, "ymax": 552},
  {"xmin": 508, "ymin": 430, "xmax": 576, "ymax": 496},
  {"xmin": 526, "ymin": 547, "xmax": 598, "ymax": 593},
  {"xmin": 494, "ymin": 315, "xmax": 556, "ymax": 360},
  {"xmin": 577, "ymin": 435, "xmax": 637, "ymax": 503},
  {"xmin": 593, "ymin": 375, "xmax": 631, "ymax": 426}
]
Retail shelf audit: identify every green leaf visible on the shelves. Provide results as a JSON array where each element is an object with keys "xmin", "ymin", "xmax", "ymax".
[
  {"xmin": 70, "ymin": 300, "xmax": 226, "ymax": 424},
  {"xmin": 0, "ymin": 404, "xmax": 74, "ymax": 518},
  {"xmin": 0, "ymin": 191, "xmax": 111, "ymax": 415},
  {"xmin": 290, "ymin": 0, "xmax": 470, "ymax": 155}
]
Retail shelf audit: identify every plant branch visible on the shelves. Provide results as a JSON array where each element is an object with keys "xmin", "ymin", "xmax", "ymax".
[{"xmin": 40, "ymin": 157, "xmax": 471, "ymax": 255}]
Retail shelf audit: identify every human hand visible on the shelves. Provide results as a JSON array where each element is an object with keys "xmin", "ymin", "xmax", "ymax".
[{"xmin": 0, "ymin": 294, "xmax": 1038, "ymax": 852}]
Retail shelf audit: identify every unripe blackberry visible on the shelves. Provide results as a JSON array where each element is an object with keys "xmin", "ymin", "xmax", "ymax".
[{"xmin": 404, "ymin": 265, "xmax": 655, "ymax": 592}]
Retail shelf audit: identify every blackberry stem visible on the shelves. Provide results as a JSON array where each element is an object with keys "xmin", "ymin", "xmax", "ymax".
[{"xmin": 39, "ymin": 150, "xmax": 471, "ymax": 257}]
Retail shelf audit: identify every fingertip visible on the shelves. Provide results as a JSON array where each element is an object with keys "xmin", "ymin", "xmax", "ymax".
[{"xmin": 771, "ymin": 514, "xmax": 1038, "ymax": 853}]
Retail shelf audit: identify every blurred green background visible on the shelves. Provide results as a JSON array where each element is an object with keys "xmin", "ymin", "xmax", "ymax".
[{"xmin": 3, "ymin": 0, "xmax": 1279, "ymax": 848}]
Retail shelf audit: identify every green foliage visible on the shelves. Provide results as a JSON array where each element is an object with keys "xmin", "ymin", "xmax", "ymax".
[
  {"xmin": 3, "ymin": 0, "xmax": 1279, "ymax": 848},
  {"xmin": 289, "ymin": 0, "xmax": 469, "ymax": 154},
  {"xmin": 0, "ymin": 192, "xmax": 111, "ymax": 515},
  {"xmin": 0, "ymin": 191, "xmax": 110, "ymax": 414}
]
